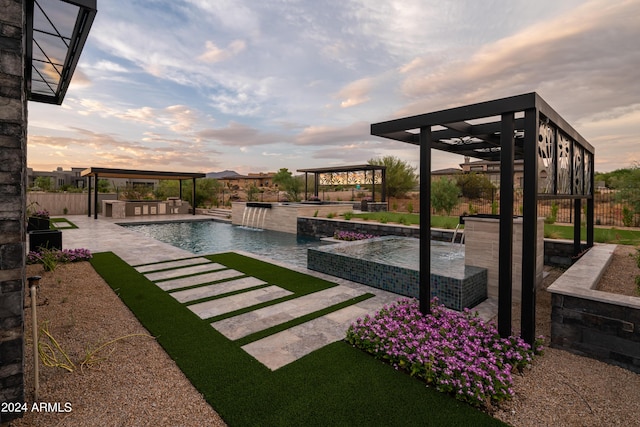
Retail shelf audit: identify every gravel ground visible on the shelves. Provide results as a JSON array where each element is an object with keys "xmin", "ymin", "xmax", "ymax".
[
  {"xmin": 10, "ymin": 247, "xmax": 640, "ymax": 427},
  {"xmin": 11, "ymin": 262, "xmax": 226, "ymax": 427}
]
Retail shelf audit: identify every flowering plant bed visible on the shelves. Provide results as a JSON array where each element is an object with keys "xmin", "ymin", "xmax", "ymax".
[
  {"xmin": 333, "ymin": 230, "xmax": 377, "ymax": 241},
  {"xmin": 27, "ymin": 248, "xmax": 93, "ymax": 266},
  {"xmin": 346, "ymin": 298, "xmax": 542, "ymax": 408}
]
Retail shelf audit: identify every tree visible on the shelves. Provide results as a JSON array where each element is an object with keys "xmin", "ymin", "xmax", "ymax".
[
  {"xmin": 431, "ymin": 177, "xmax": 460, "ymax": 215},
  {"xmin": 455, "ymin": 172, "xmax": 494, "ymax": 200},
  {"xmin": 368, "ymin": 156, "xmax": 418, "ymax": 198},
  {"xmin": 97, "ymin": 179, "xmax": 112, "ymax": 193},
  {"xmin": 246, "ymin": 184, "xmax": 259, "ymax": 202},
  {"xmin": 154, "ymin": 178, "xmax": 221, "ymax": 208},
  {"xmin": 272, "ymin": 168, "xmax": 303, "ymax": 202},
  {"xmin": 33, "ymin": 176, "xmax": 53, "ymax": 191},
  {"xmin": 612, "ymin": 163, "xmax": 640, "ymax": 215}
]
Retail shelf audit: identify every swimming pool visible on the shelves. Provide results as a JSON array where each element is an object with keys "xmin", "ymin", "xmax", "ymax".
[{"xmin": 122, "ymin": 221, "xmax": 323, "ymax": 267}]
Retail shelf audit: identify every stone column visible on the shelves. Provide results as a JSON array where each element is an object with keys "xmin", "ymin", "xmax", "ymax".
[{"xmin": 0, "ymin": 0, "xmax": 27, "ymax": 422}]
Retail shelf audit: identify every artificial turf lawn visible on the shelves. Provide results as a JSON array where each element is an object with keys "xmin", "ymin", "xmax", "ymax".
[
  {"xmin": 91, "ymin": 252, "xmax": 506, "ymax": 426},
  {"xmin": 49, "ymin": 217, "xmax": 78, "ymax": 229}
]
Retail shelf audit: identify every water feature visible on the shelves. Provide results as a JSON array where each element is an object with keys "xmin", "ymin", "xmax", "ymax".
[
  {"xmin": 122, "ymin": 221, "xmax": 322, "ymax": 268},
  {"xmin": 240, "ymin": 202, "xmax": 271, "ymax": 229}
]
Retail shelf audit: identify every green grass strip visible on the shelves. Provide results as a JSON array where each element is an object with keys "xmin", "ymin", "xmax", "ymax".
[
  {"xmin": 91, "ymin": 252, "xmax": 505, "ymax": 426},
  {"xmin": 50, "ymin": 217, "xmax": 78, "ymax": 229},
  {"xmin": 206, "ymin": 252, "xmax": 338, "ymax": 295},
  {"xmin": 235, "ymin": 293, "xmax": 375, "ymax": 346},
  {"xmin": 545, "ymin": 224, "xmax": 640, "ymax": 245}
]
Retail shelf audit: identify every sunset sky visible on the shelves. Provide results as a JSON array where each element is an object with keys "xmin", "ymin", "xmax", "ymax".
[{"xmin": 27, "ymin": 0, "xmax": 640, "ymax": 175}]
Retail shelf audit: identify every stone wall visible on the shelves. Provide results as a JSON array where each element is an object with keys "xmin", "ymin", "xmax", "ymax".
[
  {"xmin": 0, "ymin": 0, "xmax": 26, "ymax": 421},
  {"xmin": 548, "ymin": 244, "xmax": 640, "ymax": 373},
  {"xmin": 298, "ymin": 216, "xmax": 421, "ymax": 239}
]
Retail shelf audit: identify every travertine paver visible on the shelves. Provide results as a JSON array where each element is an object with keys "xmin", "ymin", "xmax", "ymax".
[
  {"xmin": 211, "ymin": 286, "xmax": 365, "ymax": 340},
  {"xmin": 188, "ymin": 286, "xmax": 293, "ymax": 319},
  {"xmin": 156, "ymin": 269, "xmax": 243, "ymax": 291},
  {"xmin": 242, "ymin": 297, "xmax": 394, "ymax": 371},
  {"xmin": 144, "ymin": 263, "xmax": 226, "ymax": 281},
  {"xmin": 135, "ymin": 257, "xmax": 212, "ymax": 273},
  {"xmin": 170, "ymin": 277, "xmax": 268, "ymax": 303}
]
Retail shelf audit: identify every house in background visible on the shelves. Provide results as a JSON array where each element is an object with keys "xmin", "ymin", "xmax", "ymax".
[
  {"xmin": 27, "ymin": 167, "xmax": 159, "ymax": 191},
  {"xmin": 460, "ymin": 156, "xmax": 525, "ymax": 188},
  {"xmin": 27, "ymin": 167, "xmax": 86, "ymax": 189}
]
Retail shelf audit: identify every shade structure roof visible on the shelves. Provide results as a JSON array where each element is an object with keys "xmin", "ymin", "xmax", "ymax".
[
  {"xmin": 297, "ymin": 164, "xmax": 386, "ymax": 173},
  {"xmin": 371, "ymin": 92, "xmax": 594, "ymax": 162},
  {"xmin": 26, "ymin": 0, "xmax": 97, "ymax": 104},
  {"xmin": 80, "ymin": 167, "xmax": 205, "ymax": 181}
]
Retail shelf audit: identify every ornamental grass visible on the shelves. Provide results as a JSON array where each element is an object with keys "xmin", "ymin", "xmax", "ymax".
[{"xmin": 345, "ymin": 298, "xmax": 542, "ymax": 408}]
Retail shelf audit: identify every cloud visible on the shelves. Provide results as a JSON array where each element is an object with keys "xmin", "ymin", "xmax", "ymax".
[
  {"xmin": 93, "ymin": 60, "xmax": 129, "ymax": 73},
  {"xmin": 28, "ymin": 127, "xmax": 222, "ymax": 171},
  {"xmin": 198, "ymin": 40, "xmax": 246, "ymax": 63},
  {"xmin": 397, "ymin": 1, "xmax": 640, "ymax": 120},
  {"xmin": 72, "ymin": 100, "xmax": 204, "ymax": 133},
  {"xmin": 294, "ymin": 122, "xmax": 370, "ymax": 146},
  {"xmin": 336, "ymin": 78, "xmax": 374, "ymax": 108},
  {"xmin": 197, "ymin": 122, "xmax": 285, "ymax": 146}
]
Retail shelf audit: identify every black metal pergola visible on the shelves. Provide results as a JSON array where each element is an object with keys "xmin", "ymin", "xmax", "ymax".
[
  {"xmin": 297, "ymin": 164, "xmax": 387, "ymax": 202},
  {"xmin": 371, "ymin": 92, "xmax": 595, "ymax": 344},
  {"xmin": 80, "ymin": 167, "xmax": 205, "ymax": 219}
]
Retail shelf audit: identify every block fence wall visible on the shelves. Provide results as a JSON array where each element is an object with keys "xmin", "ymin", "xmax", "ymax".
[{"xmin": 0, "ymin": 0, "xmax": 26, "ymax": 421}]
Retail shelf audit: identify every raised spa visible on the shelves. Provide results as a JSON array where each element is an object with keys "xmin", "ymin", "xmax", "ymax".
[{"xmin": 307, "ymin": 236, "xmax": 487, "ymax": 311}]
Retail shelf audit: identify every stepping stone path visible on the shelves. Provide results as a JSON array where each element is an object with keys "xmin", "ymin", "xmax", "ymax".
[{"xmin": 134, "ymin": 257, "xmax": 399, "ymax": 371}]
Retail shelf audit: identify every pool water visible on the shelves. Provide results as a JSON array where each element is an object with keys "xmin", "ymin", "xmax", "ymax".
[
  {"xmin": 122, "ymin": 221, "xmax": 323, "ymax": 267},
  {"xmin": 327, "ymin": 238, "xmax": 464, "ymax": 272}
]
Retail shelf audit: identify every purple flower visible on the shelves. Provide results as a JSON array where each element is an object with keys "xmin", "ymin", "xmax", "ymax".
[{"xmin": 345, "ymin": 298, "xmax": 539, "ymax": 407}]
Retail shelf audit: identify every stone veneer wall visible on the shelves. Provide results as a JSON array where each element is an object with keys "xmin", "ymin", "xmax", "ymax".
[
  {"xmin": 548, "ymin": 244, "xmax": 640, "ymax": 373},
  {"xmin": 0, "ymin": 0, "xmax": 26, "ymax": 421},
  {"xmin": 231, "ymin": 202, "xmax": 354, "ymax": 234},
  {"xmin": 298, "ymin": 216, "xmax": 421, "ymax": 239},
  {"xmin": 464, "ymin": 217, "xmax": 544, "ymax": 303}
]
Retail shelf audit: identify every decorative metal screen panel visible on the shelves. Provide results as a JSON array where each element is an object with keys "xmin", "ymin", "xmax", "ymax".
[
  {"xmin": 584, "ymin": 151, "xmax": 592, "ymax": 195},
  {"xmin": 318, "ymin": 170, "xmax": 382, "ymax": 185},
  {"xmin": 538, "ymin": 119, "xmax": 556, "ymax": 194},
  {"xmin": 556, "ymin": 133, "xmax": 572, "ymax": 195},
  {"xmin": 573, "ymin": 145, "xmax": 584, "ymax": 195}
]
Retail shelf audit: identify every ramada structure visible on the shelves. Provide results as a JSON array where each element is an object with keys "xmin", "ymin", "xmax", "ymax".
[
  {"xmin": 80, "ymin": 167, "xmax": 205, "ymax": 219},
  {"xmin": 371, "ymin": 92, "xmax": 595, "ymax": 344}
]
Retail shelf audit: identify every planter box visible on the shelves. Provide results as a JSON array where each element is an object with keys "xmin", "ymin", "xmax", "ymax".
[
  {"xmin": 29, "ymin": 230, "xmax": 62, "ymax": 251},
  {"xmin": 548, "ymin": 244, "xmax": 640, "ymax": 373},
  {"xmin": 27, "ymin": 217, "xmax": 50, "ymax": 231}
]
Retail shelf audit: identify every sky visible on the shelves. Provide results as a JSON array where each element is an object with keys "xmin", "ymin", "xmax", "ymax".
[{"xmin": 27, "ymin": 0, "xmax": 640, "ymax": 175}]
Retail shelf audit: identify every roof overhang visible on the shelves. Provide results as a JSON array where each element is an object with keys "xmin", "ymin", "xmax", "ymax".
[
  {"xmin": 25, "ymin": 0, "xmax": 97, "ymax": 105},
  {"xmin": 80, "ymin": 167, "xmax": 206, "ymax": 181},
  {"xmin": 371, "ymin": 92, "xmax": 594, "ymax": 162},
  {"xmin": 297, "ymin": 164, "xmax": 386, "ymax": 174}
]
